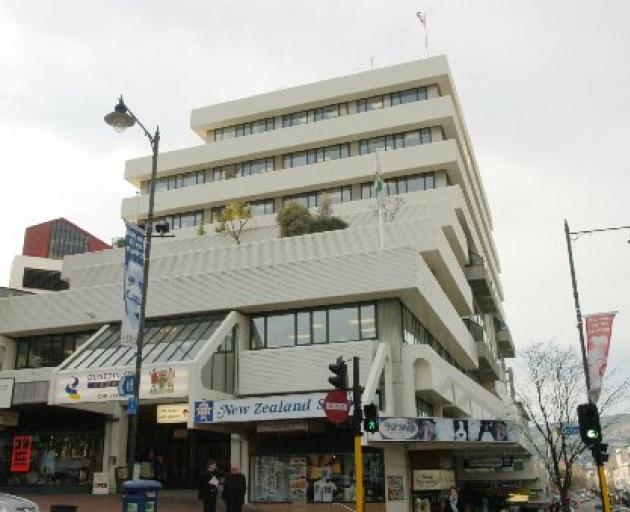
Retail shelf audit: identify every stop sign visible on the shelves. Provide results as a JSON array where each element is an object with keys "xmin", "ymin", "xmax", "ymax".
[{"xmin": 323, "ymin": 390, "xmax": 350, "ymax": 424}]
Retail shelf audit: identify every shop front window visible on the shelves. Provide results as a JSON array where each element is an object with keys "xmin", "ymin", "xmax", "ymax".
[
  {"xmin": 0, "ymin": 433, "xmax": 100, "ymax": 487},
  {"xmin": 250, "ymin": 452, "xmax": 384, "ymax": 503}
]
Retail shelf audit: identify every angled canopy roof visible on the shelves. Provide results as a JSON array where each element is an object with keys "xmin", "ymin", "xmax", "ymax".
[{"xmin": 60, "ymin": 313, "xmax": 226, "ymax": 370}]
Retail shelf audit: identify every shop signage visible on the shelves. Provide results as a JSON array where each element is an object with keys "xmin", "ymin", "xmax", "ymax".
[
  {"xmin": 257, "ymin": 420, "xmax": 309, "ymax": 433},
  {"xmin": 412, "ymin": 470, "xmax": 455, "ymax": 491},
  {"xmin": 0, "ymin": 411, "xmax": 19, "ymax": 427},
  {"xmin": 323, "ymin": 390, "xmax": 350, "ymax": 424},
  {"xmin": 92, "ymin": 472, "xmax": 109, "ymax": 495},
  {"xmin": 369, "ymin": 417, "xmax": 517, "ymax": 443},
  {"xmin": 194, "ymin": 392, "xmax": 354, "ymax": 424},
  {"xmin": 464, "ymin": 457, "xmax": 513, "ymax": 469},
  {"xmin": 10, "ymin": 435, "xmax": 32, "ymax": 473},
  {"xmin": 157, "ymin": 403, "xmax": 189, "ymax": 424},
  {"xmin": 54, "ymin": 366, "xmax": 188, "ymax": 404},
  {"xmin": 0, "ymin": 378, "xmax": 13, "ymax": 409}
]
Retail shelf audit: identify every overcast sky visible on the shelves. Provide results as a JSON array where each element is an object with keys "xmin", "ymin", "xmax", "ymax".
[{"xmin": 1, "ymin": 1, "xmax": 629, "ymax": 396}]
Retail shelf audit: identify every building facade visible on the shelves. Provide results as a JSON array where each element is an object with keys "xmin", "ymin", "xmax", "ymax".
[
  {"xmin": 10, "ymin": 218, "xmax": 110, "ymax": 293},
  {"xmin": 0, "ymin": 56, "xmax": 541, "ymax": 510}
]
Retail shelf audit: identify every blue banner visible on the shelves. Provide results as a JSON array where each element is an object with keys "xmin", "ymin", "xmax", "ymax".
[{"xmin": 121, "ymin": 222, "xmax": 145, "ymax": 347}]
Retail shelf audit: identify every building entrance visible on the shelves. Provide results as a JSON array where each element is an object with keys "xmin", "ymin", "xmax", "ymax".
[{"xmin": 136, "ymin": 405, "xmax": 230, "ymax": 488}]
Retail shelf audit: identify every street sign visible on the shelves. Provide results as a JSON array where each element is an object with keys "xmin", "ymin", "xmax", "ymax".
[
  {"xmin": 323, "ymin": 390, "xmax": 350, "ymax": 424},
  {"xmin": 118, "ymin": 374, "xmax": 135, "ymax": 397},
  {"xmin": 126, "ymin": 396, "xmax": 138, "ymax": 416},
  {"xmin": 561, "ymin": 424, "xmax": 580, "ymax": 436}
]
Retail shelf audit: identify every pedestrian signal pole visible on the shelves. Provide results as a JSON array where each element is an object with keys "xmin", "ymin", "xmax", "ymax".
[
  {"xmin": 352, "ymin": 356, "xmax": 364, "ymax": 512},
  {"xmin": 564, "ymin": 219, "xmax": 630, "ymax": 512}
]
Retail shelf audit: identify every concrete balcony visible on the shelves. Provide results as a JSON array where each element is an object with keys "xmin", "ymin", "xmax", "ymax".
[
  {"xmin": 463, "ymin": 318, "xmax": 502, "ymax": 383},
  {"xmin": 464, "ymin": 260, "xmax": 500, "ymax": 315},
  {"xmin": 496, "ymin": 323, "xmax": 516, "ymax": 358}
]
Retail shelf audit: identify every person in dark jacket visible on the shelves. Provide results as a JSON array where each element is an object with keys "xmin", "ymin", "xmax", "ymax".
[
  {"xmin": 198, "ymin": 459, "xmax": 220, "ymax": 512},
  {"xmin": 222, "ymin": 466, "xmax": 247, "ymax": 512},
  {"xmin": 443, "ymin": 486, "xmax": 466, "ymax": 512}
]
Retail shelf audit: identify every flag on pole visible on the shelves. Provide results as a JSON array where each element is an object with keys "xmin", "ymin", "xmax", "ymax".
[
  {"xmin": 416, "ymin": 11, "xmax": 426, "ymax": 26},
  {"xmin": 121, "ymin": 222, "xmax": 145, "ymax": 347},
  {"xmin": 375, "ymin": 151, "xmax": 385, "ymax": 249},
  {"xmin": 585, "ymin": 311, "xmax": 617, "ymax": 404}
]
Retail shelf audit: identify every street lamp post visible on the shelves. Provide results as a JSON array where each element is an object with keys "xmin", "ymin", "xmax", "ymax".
[{"xmin": 105, "ymin": 96, "xmax": 160, "ymax": 478}]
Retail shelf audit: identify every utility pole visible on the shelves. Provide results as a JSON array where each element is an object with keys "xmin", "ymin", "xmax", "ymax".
[{"xmin": 564, "ymin": 219, "xmax": 630, "ymax": 512}]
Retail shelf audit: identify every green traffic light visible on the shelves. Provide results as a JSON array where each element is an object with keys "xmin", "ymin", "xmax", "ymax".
[
  {"xmin": 586, "ymin": 429, "xmax": 599, "ymax": 439},
  {"xmin": 367, "ymin": 420, "xmax": 377, "ymax": 432}
]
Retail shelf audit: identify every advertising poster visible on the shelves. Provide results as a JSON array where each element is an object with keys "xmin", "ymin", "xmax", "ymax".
[
  {"xmin": 372, "ymin": 417, "xmax": 516, "ymax": 443},
  {"xmin": 387, "ymin": 475, "xmax": 405, "ymax": 500},
  {"xmin": 10, "ymin": 435, "xmax": 32, "ymax": 472},
  {"xmin": 585, "ymin": 312, "xmax": 617, "ymax": 404},
  {"xmin": 121, "ymin": 222, "xmax": 145, "ymax": 348}
]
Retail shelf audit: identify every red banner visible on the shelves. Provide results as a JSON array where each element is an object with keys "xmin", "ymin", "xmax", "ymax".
[
  {"xmin": 586, "ymin": 312, "xmax": 617, "ymax": 404},
  {"xmin": 10, "ymin": 435, "xmax": 32, "ymax": 473}
]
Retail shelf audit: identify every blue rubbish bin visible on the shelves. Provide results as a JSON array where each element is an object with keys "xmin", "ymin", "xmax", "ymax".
[{"xmin": 121, "ymin": 480, "xmax": 162, "ymax": 512}]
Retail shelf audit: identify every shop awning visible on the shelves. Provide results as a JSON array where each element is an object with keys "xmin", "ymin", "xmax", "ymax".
[{"xmin": 60, "ymin": 313, "xmax": 227, "ymax": 370}]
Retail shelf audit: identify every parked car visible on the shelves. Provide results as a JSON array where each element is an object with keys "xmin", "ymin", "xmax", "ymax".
[{"xmin": 0, "ymin": 493, "xmax": 38, "ymax": 512}]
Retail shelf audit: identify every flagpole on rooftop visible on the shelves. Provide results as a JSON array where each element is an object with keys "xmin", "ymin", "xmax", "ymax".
[{"xmin": 416, "ymin": 12, "xmax": 428, "ymax": 58}]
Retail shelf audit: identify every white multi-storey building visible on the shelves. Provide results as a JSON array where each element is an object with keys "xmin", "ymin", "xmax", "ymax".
[{"xmin": 0, "ymin": 56, "xmax": 542, "ymax": 510}]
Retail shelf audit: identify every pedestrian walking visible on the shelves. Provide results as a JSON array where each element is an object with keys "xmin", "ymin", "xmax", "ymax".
[
  {"xmin": 222, "ymin": 466, "xmax": 247, "ymax": 512},
  {"xmin": 198, "ymin": 459, "xmax": 220, "ymax": 512}
]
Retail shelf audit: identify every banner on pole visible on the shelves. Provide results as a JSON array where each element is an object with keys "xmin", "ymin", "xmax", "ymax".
[
  {"xmin": 586, "ymin": 311, "xmax": 617, "ymax": 404},
  {"xmin": 121, "ymin": 222, "xmax": 145, "ymax": 347}
]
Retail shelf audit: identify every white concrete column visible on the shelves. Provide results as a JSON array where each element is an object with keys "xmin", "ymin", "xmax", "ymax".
[
  {"xmin": 103, "ymin": 404, "xmax": 128, "ymax": 492},
  {"xmin": 230, "ymin": 433, "xmax": 249, "ymax": 502},
  {"xmin": 383, "ymin": 444, "xmax": 411, "ymax": 512},
  {"xmin": 0, "ymin": 335, "xmax": 16, "ymax": 371}
]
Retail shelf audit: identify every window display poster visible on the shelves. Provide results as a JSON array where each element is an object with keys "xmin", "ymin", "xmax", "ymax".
[
  {"xmin": 10, "ymin": 435, "xmax": 32, "ymax": 473},
  {"xmin": 289, "ymin": 457, "xmax": 307, "ymax": 501},
  {"xmin": 387, "ymin": 475, "xmax": 405, "ymax": 500}
]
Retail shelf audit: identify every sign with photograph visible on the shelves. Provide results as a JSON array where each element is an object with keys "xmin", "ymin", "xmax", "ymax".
[
  {"xmin": 54, "ymin": 366, "xmax": 188, "ymax": 404},
  {"xmin": 370, "ymin": 417, "xmax": 517, "ymax": 443},
  {"xmin": 194, "ymin": 392, "xmax": 354, "ymax": 424},
  {"xmin": 0, "ymin": 378, "xmax": 13, "ymax": 409},
  {"xmin": 157, "ymin": 403, "xmax": 189, "ymax": 424},
  {"xmin": 10, "ymin": 435, "xmax": 32, "ymax": 473},
  {"xmin": 121, "ymin": 222, "xmax": 145, "ymax": 348}
]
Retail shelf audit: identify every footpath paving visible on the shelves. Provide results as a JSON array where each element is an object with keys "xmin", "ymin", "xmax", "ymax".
[{"xmin": 22, "ymin": 490, "xmax": 224, "ymax": 512}]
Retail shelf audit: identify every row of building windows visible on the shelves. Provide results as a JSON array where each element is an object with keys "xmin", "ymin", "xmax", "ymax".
[
  {"xmin": 210, "ymin": 85, "xmax": 430, "ymax": 141},
  {"xmin": 49, "ymin": 221, "xmax": 89, "ymax": 259},
  {"xmin": 282, "ymin": 143, "xmax": 350, "ymax": 169},
  {"xmin": 359, "ymin": 128, "xmax": 432, "ymax": 155},
  {"xmin": 251, "ymin": 302, "xmax": 376, "ymax": 349},
  {"xmin": 153, "ymin": 170, "xmax": 206, "ymax": 192},
  {"xmin": 401, "ymin": 303, "xmax": 465, "ymax": 373},
  {"xmin": 284, "ymin": 186, "xmax": 352, "ymax": 209},
  {"xmin": 360, "ymin": 171, "xmax": 436, "ymax": 199},
  {"xmin": 213, "ymin": 117, "xmax": 276, "ymax": 142},
  {"xmin": 16, "ymin": 332, "xmax": 95, "ymax": 369},
  {"xmin": 282, "ymin": 102, "xmax": 350, "ymax": 128},
  {"xmin": 152, "ymin": 211, "xmax": 204, "ymax": 231},
  {"xmin": 147, "ymin": 170, "xmax": 437, "ymax": 229},
  {"xmin": 145, "ymin": 125, "xmax": 438, "ymax": 194}
]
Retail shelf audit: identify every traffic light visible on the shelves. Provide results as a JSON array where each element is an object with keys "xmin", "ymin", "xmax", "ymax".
[
  {"xmin": 328, "ymin": 356, "xmax": 348, "ymax": 390},
  {"xmin": 592, "ymin": 443, "xmax": 609, "ymax": 465},
  {"xmin": 363, "ymin": 403, "xmax": 379, "ymax": 433},
  {"xmin": 577, "ymin": 403, "xmax": 602, "ymax": 446}
]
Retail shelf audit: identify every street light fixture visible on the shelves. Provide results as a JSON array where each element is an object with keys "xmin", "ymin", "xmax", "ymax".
[{"xmin": 105, "ymin": 95, "xmax": 160, "ymax": 479}]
